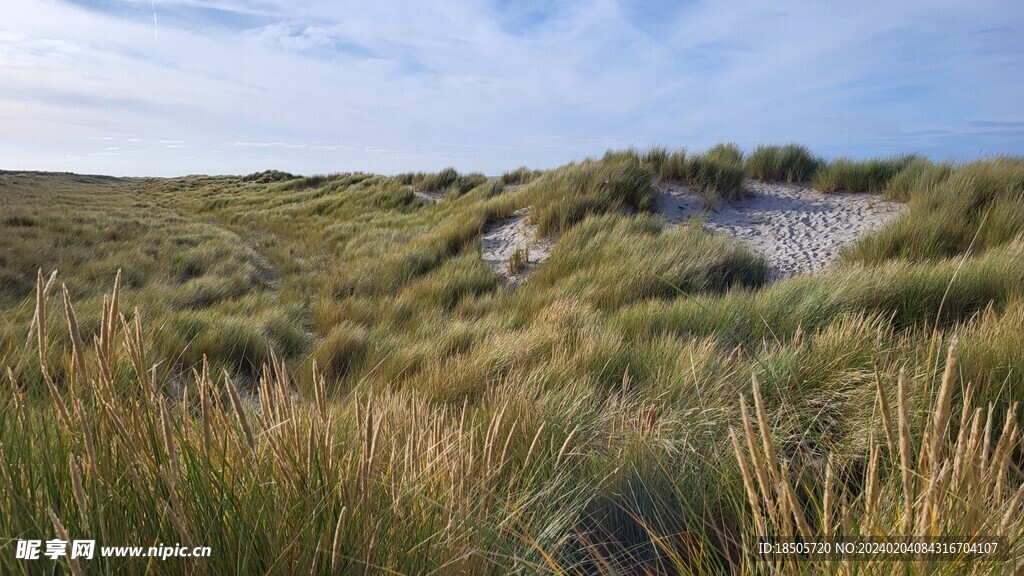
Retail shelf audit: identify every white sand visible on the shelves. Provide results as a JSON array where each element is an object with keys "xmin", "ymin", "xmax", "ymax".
[
  {"xmin": 480, "ymin": 208, "xmax": 554, "ymax": 287},
  {"xmin": 478, "ymin": 179, "xmax": 903, "ymax": 284},
  {"xmin": 653, "ymin": 180, "xmax": 904, "ymax": 279},
  {"xmin": 413, "ymin": 189, "xmax": 445, "ymax": 204}
]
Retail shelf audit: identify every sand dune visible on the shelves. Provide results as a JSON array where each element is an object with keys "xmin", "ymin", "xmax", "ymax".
[
  {"xmin": 413, "ymin": 190, "xmax": 445, "ymax": 204},
  {"xmin": 654, "ymin": 180, "xmax": 904, "ymax": 279},
  {"xmin": 480, "ymin": 180, "xmax": 904, "ymax": 284},
  {"xmin": 480, "ymin": 208, "xmax": 554, "ymax": 286}
]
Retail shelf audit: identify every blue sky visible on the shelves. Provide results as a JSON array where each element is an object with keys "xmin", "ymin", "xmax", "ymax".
[{"xmin": 1, "ymin": 0, "xmax": 1022, "ymax": 176}]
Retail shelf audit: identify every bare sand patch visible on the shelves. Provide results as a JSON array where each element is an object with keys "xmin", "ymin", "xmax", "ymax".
[
  {"xmin": 653, "ymin": 180, "xmax": 904, "ymax": 279},
  {"xmin": 413, "ymin": 190, "xmax": 445, "ymax": 204},
  {"xmin": 480, "ymin": 208, "xmax": 555, "ymax": 287}
]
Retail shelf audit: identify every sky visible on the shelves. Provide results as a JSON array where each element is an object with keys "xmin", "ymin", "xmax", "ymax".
[{"xmin": 1, "ymin": 0, "xmax": 1022, "ymax": 177}]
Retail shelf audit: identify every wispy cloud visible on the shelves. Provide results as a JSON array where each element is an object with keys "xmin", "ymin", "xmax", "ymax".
[
  {"xmin": 232, "ymin": 141, "xmax": 353, "ymax": 151},
  {"xmin": 252, "ymin": 22, "xmax": 335, "ymax": 51},
  {"xmin": 232, "ymin": 141, "xmax": 306, "ymax": 148},
  {"xmin": 1, "ymin": 0, "xmax": 1022, "ymax": 176}
]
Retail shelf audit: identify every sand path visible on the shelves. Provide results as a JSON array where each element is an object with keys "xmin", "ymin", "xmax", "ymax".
[
  {"xmin": 413, "ymin": 190, "xmax": 445, "ymax": 204},
  {"xmin": 480, "ymin": 208, "xmax": 554, "ymax": 287},
  {"xmin": 653, "ymin": 180, "xmax": 904, "ymax": 279}
]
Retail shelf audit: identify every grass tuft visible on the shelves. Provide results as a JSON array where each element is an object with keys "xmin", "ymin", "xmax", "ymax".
[
  {"xmin": 845, "ymin": 156, "xmax": 1024, "ymax": 263},
  {"xmin": 884, "ymin": 156, "xmax": 954, "ymax": 201},
  {"xmin": 241, "ymin": 169, "xmax": 298, "ymax": 183},
  {"xmin": 745, "ymin": 143, "xmax": 823, "ymax": 183},
  {"xmin": 684, "ymin": 143, "xmax": 746, "ymax": 207},
  {"xmin": 418, "ymin": 167, "xmax": 461, "ymax": 192},
  {"xmin": 527, "ymin": 156, "xmax": 653, "ymax": 237},
  {"xmin": 315, "ymin": 322, "xmax": 369, "ymax": 380},
  {"xmin": 508, "ymin": 245, "xmax": 529, "ymax": 275},
  {"xmin": 501, "ymin": 166, "xmax": 545, "ymax": 186},
  {"xmin": 813, "ymin": 154, "xmax": 919, "ymax": 193}
]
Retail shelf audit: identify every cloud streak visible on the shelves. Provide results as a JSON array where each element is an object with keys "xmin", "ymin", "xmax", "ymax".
[{"xmin": 0, "ymin": 0, "xmax": 1022, "ymax": 176}]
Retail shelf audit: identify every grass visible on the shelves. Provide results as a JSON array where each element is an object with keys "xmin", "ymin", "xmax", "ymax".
[
  {"xmin": 598, "ymin": 144, "xmax": 743, "ymax": 207},
  {"xmin": 844, "ymin": 156, "xmax": 1024, "ymax": 263},
  {"xmin": 526, "ymin": 155, "xmax": 653, "ymax": 237},
  {"xmin": 884, "ymin": 156, "xmax": 954, "ymax": 201},
  {"xmin": 241, "ymin": 169, "xmax": 298, "ymax": 183},
  {"xmin": 531, "ymin": 214, "xmax": 767, "ymax": 309},
  {"xmin": 2, "ymin": 149, "xmax": 1024, "ymax": 574},
  {"xmin": 508, "ymin": 245, "xmax": 529, "ymax": 275},
  {"xmin": 682, "ymin": 143, "xmax": 746, "ymax": 207},
  {"xmin": 813, "ymin": 154, "xmax": 919, "ymax": 193},
  {"xmin": 502, "ymin": 166, "xmax": 546, "ymax": 186},
  {"xmin": 745, "ymin": 143, "xmax": 824, "ymax": 183},
  {"xmin": 614, "ymin": 238, "xmax": 1024, "ymax": 361},
  {"xmin": 417, "ymin": 167, "xmax": 460, "ymax": 191},
  {"xmin": 731, "ymin": 343, "xmax": 1024, "ymax": 573}
]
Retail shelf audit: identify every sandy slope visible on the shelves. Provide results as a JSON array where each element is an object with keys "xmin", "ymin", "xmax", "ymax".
[
  {"xmin": 413, "ymin": 190, "xmax": 445, "ymax": 204},
  {"xmin": 478, "ymin": 180, "xmax": 904, "ymax": 284},
  {"xmin": 480, "ymin": 208, "xmax": 554, "ymax": 287},
  {"xmin": 654, "ymin": 180, "xmax": 904, "ymax": 279}
]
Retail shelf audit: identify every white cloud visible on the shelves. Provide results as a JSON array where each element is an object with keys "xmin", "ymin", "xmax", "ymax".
[
  {"xmin": 0, "ymin": 0, "xmax": 1021, "ymax": 176},
  {"xmin": 253, "ymin": 22, "xmax": 334, "ymax": 51}
]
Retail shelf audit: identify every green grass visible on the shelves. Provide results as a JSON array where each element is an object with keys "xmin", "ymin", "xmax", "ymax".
[
  {"xmin": 507, "ymin": 245, "xmax": 529, "ymax": 274},
  {"xmin": 599, "ymin": 144, "xmax": 743, "ymax": 207},
  {"xmin": 526, "ymin": 155, "xmax": 653, "ymax": 237},
  {"xmin": 615, "ymin": 239, "xmax": 1024, "ymax": 345},
  {"xmin": 241, "ymin": 169, "xmax": 298, "ymax": 183},
  {"xmin": 813, "ymin": 154, "xmax": 919, "ymax": 193},
  {"xmin": 417, "ymin": 167, "xmax": 460, "ymax": 191},
  {"xmin": 635, "ymin": 146, "xmax": 689, "ymax": 181},
  {"xmin": 531, "ymin": 214, "xmax": 767, "ymax": 309},
  {"xmin": 745, "ymin": 143, "xmax": 824, "ymax": 183},
  {"xmin": 883, "ymin": 156, "xmax": 954, "ymax": 201},
  {"xmin": 845, "ymin": 156, "xmax": 1024, "ymax": 263},
  {"xmin": 501, "ymin": 166, "xmax": 545, "ymax": 186},
  {"xmin": 683, "ymin": 143, "xmax": 746, "ymax": 207},
  {"xmin": 2, "ymin": 149, "xmax": 1024, "ymax": 574}
]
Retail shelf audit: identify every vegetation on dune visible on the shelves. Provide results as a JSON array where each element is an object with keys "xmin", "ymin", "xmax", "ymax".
[
  {"xmin": 532, "ymin": 214, "xmax": 767, "ymax": 309},
  {"xmin": 526, "ymin": 155, "xmax": 653, "ymax": 237},
  {"xmin": 615, "ymin": 240, "xmax": 1024, "ymax": 408},
  {"xmin": 734, "ymin": 344, "xmax": 1024, "ymax": 575},
  {"xmin": 2, "ymin": 148, "xmax": 1024, "ymax": 573},
  {"xmin": 419, "ymin": 166, "xmax": 461, "ymax": 191},
  {"xmin": 745, "ymin": 143, "xmax": 824, "ymax": 183},
  {"xmin": 395, "ymin": 167, "xmax": 492, "ymax": 197},
  {"xmin": 507, "ymin": 245, "xmax": 529, "ymax": 275},
  {"xmin": 813, "ymin": 154, "xmax": 920, "ymax": 193},
  {"xmin": 683, "ymin": 143, "xmax": 747, "ymax": 207},
  {"xmin": 883, "ymin": 156, "xmax": 954, "ymax": 202},
  {"xmin": 241, "ymin": 169, "xmax": 298, "ymax": 183},
  {"xmin": 646, "ymin": 146, "xmax": 689, "ymax": 181},
  {"xmin": 604, "ymin": 144, "xmax": 745, "ymax": 207},
  {"xmin": 845, "ymin": 156, "xmax": 1024, "ymax": 263},
  {"xmin": 501, "ymin": 166, "xmax": 546, "ymax": 186}
]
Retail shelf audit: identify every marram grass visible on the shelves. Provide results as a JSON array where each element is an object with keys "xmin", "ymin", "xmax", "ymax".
[
  {"xmin": 4, "ymin": 266, "xmax": 1024, "ymax": 573},
  {"xmin": 2, "ymin": 149, "xmax": 1024, "ymax": 574}
]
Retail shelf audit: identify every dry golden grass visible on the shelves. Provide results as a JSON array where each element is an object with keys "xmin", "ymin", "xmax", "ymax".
[
  {"xmin": 507, "ymin": 245, "xmax": 529, "ymax": 275},
  {"xmin": 732, "ymin": 338, "xmax": 1024, "ymax": 573},
  {"xmin": 2, "ymin": 150, "xmax": 1023, "ymax": 573}
]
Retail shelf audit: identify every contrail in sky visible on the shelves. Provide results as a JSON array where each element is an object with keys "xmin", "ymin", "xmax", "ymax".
[{"xmin": 152, "ymin": 0, "xmax": 159, "ymax": 40}]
